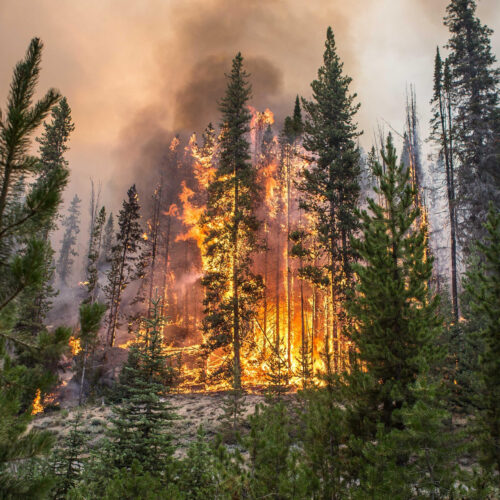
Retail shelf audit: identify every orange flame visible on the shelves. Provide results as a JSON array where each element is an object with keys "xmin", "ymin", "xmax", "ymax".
[
  {"xmin": 69, "ymin": 336, "xmax": 82, "ymax": 356},
  {"xmin": 31, "ymin": 389, "xmax": 43, "ymax": 415}
]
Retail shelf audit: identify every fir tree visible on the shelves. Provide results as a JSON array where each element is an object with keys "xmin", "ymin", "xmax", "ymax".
[
  {"xmin": 101, "ymin": 212, "xmax": 115, "ymax": 265},
  {"xmin": 246, "ymin": 401, "xmax": 305, "ymax": 499},
  {"xmin": 430, "ymin": 47, "xmax": 459, "ymax": 320},
  {"xmin": 464, "ymin": 204, "xmax": 500, "ymax": 475},
  {"xmin": 84, "ymin": 205, "xmax": 105, "ymax": 303},
  {"xmin": 57, "ymin": 195, "xmax": 81, "ymax": 286},
  {"xmin": 17, "ymin": 97, "xmax": 74, "ymax": 335},
  {"xmin": 0, "ymin": 38, "xmax": 64, "ymax": 333},
  {"xmin": 347, "ymin": 134, "xmax": 442, "ymax": 432},
  {"xmin": 102, "ymin": 298, "xmax": 175, "ymax": 478},
  {"xmin": 76, "ymin": 301, "xmax": 107, "ymax": 405},
  {"xmin": 299, "ymin": 26, "xmax": 361, "ymax": 372},
  {"xmin": 444, "ymin": 0, "xmax": 500, "ymax": 247},
  {"xmin": 201, "ymin": 53, "xmax": 262, "ymax": 390},
  {"xmin": 0, "ymin": 38, "xmax": 68, "ymax": 498},
  {"xmin": 104, "ymin": 185, "xmax": 143, "ymax": 347},
  {"xmin": 51, "ymin": 412, "xmax": 86, "ymax": 499}
]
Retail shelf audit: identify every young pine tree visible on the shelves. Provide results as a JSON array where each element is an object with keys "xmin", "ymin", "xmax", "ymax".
[
  {"xmin": 104, "ymin": 185, "xmax": 143, "ymax": 347},
  {"xmin": 57, "ymin": 194, "xmax": 81, "ymax": 286},
  {"xmin": 464, "ymin": 205, "xmax": 500, "ymax": 475},
  {"xmin": 84, "ymin": 205, "xmax": 105, "ymax": 304},
  {"xmin": 430, "ymin": 47, "xmax": 459, "ymax": 320},
  {"xmin": 201, "ymin": 53, "xmax": 262, "ymax": 390},
  {"xmin": 17, "ymin": 97, "xmax": 74, "ymax": 335},
  {"xmin": 0, "ymin": 38, "xmax": 64, "ymax": 333},
  {"xmin": 299, "ymin": 26, "xmax": 361, "ymax": 372},
  {"xmin": 347, "ymin": 134, "xmax": 443, "ymax": 433},
  {"xmin": 97, "ymin": 299, "xmax": 175, "ymax": 484}
]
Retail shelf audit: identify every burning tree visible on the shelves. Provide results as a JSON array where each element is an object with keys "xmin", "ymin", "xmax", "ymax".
[{"xmin": 201, "ymin": 53, "xmax": 263, "ymax": 390}]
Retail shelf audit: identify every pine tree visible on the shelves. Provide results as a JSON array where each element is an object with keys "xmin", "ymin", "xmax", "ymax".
[
  {"xmin": 17, "ymin": 97, "xmax": 74, "ymax": 335},
  {"xmin": 201, "ymin": 53, "xmax": 262, "ymax": 390},
  {"xmin": 51, "ymin": 412, "xmax": 86, "ymax": 499},
  {"xmin": 347, "ymin": 134, "xmax": 442, "ymax": 432},
  {"xmin": 299, "ymin": 26, "xmax": 361, "ymax": 372},
  {"xmin": 104, "ymin": 185, "xmax": 143, "ymax": 347},
  {"xmin": 356, "ymin": 377, "xmax": 464, "ymax": 499},
  {"xmin": 464, "ymin": 205, "xmax": 500, "ymax": 475},
  {"xmin": 84, "ymin": 205, "xmax": 105, "ymax": 303},
  {"xmin": 102, "ymin": 298, "xmax": 175, "ymax": 478},
  {"xmin": 0, "ymin": 38, "xmax": 68, "ymax": 498},
  {"xmin": 430, "ymin": 47, "xmax": 459, "ymax": 320},
  {"xmin": 0, "ymin": 38, "xmax": 64, "ymax": 333},
  {"xmin": 246, "ymin": 401, "xmax": 305, "ymax": 499},
  {"xmin": 57, "ymin": 195, "xmax": 81, "ymax": 286},
  {"xmin": 76, "ymin": 301, "xmax": 107, "ymax": 405},
  {"xmin": 101, "ymin": 212, "xmax": 115, "ymax": 264},
  {"xmin": 444, "ymin": 0, "xmax": 500, "ymax": 247}
]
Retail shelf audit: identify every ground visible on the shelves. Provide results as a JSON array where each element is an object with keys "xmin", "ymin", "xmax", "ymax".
[{"xmin": 30, "ymin": 392, "xmax": 268, "ymax": 456}]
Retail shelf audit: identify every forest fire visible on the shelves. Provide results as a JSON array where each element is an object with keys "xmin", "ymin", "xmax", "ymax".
[{"xmin": 130, "ymin": 103, "xmax": 351, "ymax": 392}]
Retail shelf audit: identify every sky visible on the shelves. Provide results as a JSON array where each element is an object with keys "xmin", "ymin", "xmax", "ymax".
[{"xmin": 0, "ymin": 0, "xmax": 499, "ymax": 211}]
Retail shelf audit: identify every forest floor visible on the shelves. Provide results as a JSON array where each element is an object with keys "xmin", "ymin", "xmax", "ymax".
[{"xmin": 30, "ymin": 392, "xmax": 269, "ymax": 456}]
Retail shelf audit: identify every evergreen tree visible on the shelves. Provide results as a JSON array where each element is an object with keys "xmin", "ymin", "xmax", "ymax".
[
  {"xmin": 299, "ymin": 26, "xmax": 361, "ymax": 372},
  {"xmin": 246, "ymin": 401, "xmax": 305, "ymax": 499},
  {"xmin": 17, "ymin": 97, "xmax": 74, "ymax": 334},
  {"xmin": 76, "ymin": 301, "xmax": 107, "ymax": 405},
  {"xmin": 0, "ymin": 38, "xmax": 69, "ymax": 498},
  {"xmin": 84, "ymin": 205, "xmax": 105, "ymax": 303},
  {"xmin": 104, "ymin": 185, "xmax": 143, "ymax": 347},
  {"xmin": 357, "ymin": 377, "xmax": 464, "ymax": 499},
  {"xmin": 201, "ymin": 53, "xmax": 262, "ymax": 390},
  {"xmin": 57, "ymin": 195, "xmax": 81, "ymax": 286},
  {"xmin": 102, "ymin": 298, "xmax": 175, "ymax": 478},
  {"xmin": 51, "ymin": 412, "xmax": 86, "ymax": 499},
  {"xmin": 101, "ymin": 212, "xmax": 115, "ymax": 264},
  {"xmin": 347, "ymin": 134, "xmax": 442, "ymax": 432},
  {"xmin": 0, "ymin": 38, "xmax": 64, "ymax": 333},
  {"xmin": 444, "ymin": 0, "xmax": 499, "ymax": 247},
  {"xmin": 464, "ymin": 205, "xmax": 500, "ymax": 475},
  {"xmin": 430, "ymin": 47, "xmax": 459, "ymax": 320},
  {"xmin": 176, "ymin": 427, "xmax": 225, "ymax": 499}
]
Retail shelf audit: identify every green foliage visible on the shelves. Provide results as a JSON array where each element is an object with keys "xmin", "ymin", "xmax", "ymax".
[
  {"xmin": 347, "ymin": 134, "xmax": 443, "ymax": 431},
  {"xmin": 50, "ymin": 413, "xmax": 86, "ymax": 499},
  {"xmin": 57, "ymin": 195, "xmax": 81, "ymax": 286},
  {"xmin": 101, "ymin": 298, "xmax": 175, "ymax": 477},
  {"xmin": 444, "ymin": 0, "xmax": 500, "ymax": 246},
  {"xmin": 464, "ymin": 205, "xmax": 500, "ymax": 474},
  {"xmin": 104, "ymin": 184, "xmax": 143, "ymax": 346},
  {"xmin": 356, "ymin": 377, "xmax": 465, "ymax": 499},
  {"xmin": 176, "ymin": 427, "xmax": 225, "ymax": 499},
  {"xmin": 246, "ymin": 401, "xmax": 305, "ymax": 499}
]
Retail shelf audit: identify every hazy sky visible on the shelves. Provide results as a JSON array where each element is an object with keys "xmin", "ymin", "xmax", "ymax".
[{"xmin": 0, "ymin": 0, "xmax": 499, "ymax": 209}]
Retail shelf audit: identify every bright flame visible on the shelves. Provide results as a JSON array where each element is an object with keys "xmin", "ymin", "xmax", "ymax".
[
  {"xmin": 31, "ymin": 389, "xmax": 43, "ymax": 415},
  {"xmin": 69, "ymin": 336, "xmax": 82, "ymax": 356}
]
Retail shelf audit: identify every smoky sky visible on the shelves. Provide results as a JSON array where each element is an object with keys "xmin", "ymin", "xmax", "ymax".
[{"xmin": 0, "ymin": 0, "xmax": 499, "ymax": 215}]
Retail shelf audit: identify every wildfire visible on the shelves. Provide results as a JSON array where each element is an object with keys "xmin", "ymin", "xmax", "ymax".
[
  {"xmin": 142, "ymin": 232, "xmax": 149, "ymax": 241},
  {"xmin": 69, "ymin": 336, "xmax": 82, "ymax": 356},
  {"xmin": 31, "ymin": 388, "xmax": 43, "ymax": 415}
]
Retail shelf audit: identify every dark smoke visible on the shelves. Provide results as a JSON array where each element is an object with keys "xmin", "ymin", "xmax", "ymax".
[{"xmin": 174, "ymin": 55, "xmax": 283, "ymax": 132}]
